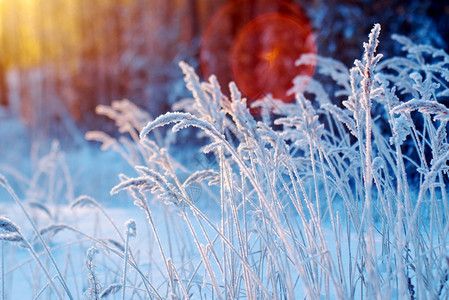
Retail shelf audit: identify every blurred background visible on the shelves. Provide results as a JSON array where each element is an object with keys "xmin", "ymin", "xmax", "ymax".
[{"xmin": 0, "ymin": 0, "xmax": 448, "ymax": 143}]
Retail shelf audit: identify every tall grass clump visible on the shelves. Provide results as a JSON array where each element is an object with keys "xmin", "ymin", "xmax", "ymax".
[
  {"xmin": 0, "ymin": 23, "xmax": 448, "ymax": 299},
  {"xmin": 87, "ymin": 24, "xmax": 448, "ymax": 298}
]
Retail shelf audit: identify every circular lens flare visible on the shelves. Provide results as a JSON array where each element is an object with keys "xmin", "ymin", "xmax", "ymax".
[
  {"xmin": 231, "ymin": 13, "xmax": 316, "ymax": 101},
  {"xmin": 201, "ymin": 0, "xmax": 316, "ymax": 108}
]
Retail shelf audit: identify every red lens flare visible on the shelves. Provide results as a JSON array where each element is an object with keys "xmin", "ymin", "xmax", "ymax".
[{"xmin": 201, "ymin": 0, "xmax": 316, "ymax": 108}]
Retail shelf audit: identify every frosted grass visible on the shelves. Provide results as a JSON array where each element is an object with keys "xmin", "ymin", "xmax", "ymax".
[{"xmin": 1, "ymin": 24, "xmax": 449, "ymax": 299}]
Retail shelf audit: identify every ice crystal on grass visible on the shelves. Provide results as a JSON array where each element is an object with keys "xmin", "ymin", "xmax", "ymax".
[
  {"xmin": 182, "ymin": 170, "xmax": 219, "ymax": 188},
  {"xmin": 140, "ymin": 112, "xmax": 194, "ymax": 139},
  {"xmin": 390, "ymin": 115, "xmax": 411, "ymax": 145},
  {"xmin": 84, "ymin": 247, "xmax": 101, "ymax": 300},
  {"xmin": 392, "ymin": 99, "xmax": 449, "ymax": 121},
  {"xmin": 124, "ymin": 219, "xmax": 136, "ymax": 238}
]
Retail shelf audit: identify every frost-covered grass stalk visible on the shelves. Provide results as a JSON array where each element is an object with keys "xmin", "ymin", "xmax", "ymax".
[
  {"xmin": 109, "ymin": 23, "xmax": 449, "ymax": 299},
  {"xmin": 85, "ymin": 246, "xmax": 100, "ymax": 300},
  {"xmin": 1, "ymin": 241, "xmax": 3, "ymax": 300},
  {"xmin": 1, "ymin": 23, "xmax": 449, "ymax": 299},
  {"xmin": 0, "ymin": 176, "xmax": 74, "ymax": 299},
  {"xmin": 0, "ymin": 216, "xmax": 65, "ymax": 299},
  {"xmin": 121, "ymin": 219, "xmax": 136, "ymax": 300}
]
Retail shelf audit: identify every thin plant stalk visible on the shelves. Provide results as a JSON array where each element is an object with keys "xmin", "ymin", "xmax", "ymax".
[
  {"xmin": 32, "ymin": 276, "xmax": 58, "ymax": 300},
  {"xmin": 61, "ymin": 224, "xmax": 163, "ymax": 299},
  {"xmin": 71, "ymin": 196, "xmax": 152, "ymax": 296},
  {"xmin": 122, "ymin": 231, "xmax": 130, "ymax": 300},
  {"xmin": 1, "ymin": 241, "xmax": 4, "ymax": 300},
  {"xmin": 20, "ymin": 231, "xmax": 64, "ymax": 299},
  {"xmin": 122, "ymin": 220, "xmax": 136, "ymax": 300},
  {"xmin": 0, "ymin": 176, "xmax": 73, "ymax": 300}
]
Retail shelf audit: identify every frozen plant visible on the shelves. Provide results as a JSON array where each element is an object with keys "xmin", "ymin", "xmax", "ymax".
[
  {"xmin": 0, "ymin": 23, "xmax": 448, "ymax": 299},
  {"xmin": 112, "ymin": 23, "xmax": 449, "ymax": 299}
]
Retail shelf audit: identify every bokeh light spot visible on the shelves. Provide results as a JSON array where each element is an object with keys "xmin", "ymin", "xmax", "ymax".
[{"xmin": 201, "ymin": 0, "xmax": 316, "ymax": 107}]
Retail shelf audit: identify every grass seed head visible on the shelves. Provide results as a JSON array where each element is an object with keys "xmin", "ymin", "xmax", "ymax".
[
  {"xmin": 0, "ymin": 233, "xmax": 24, "ymax": 243},
  {"xmin": 125, "ymin": 219, "xmax": 137, "ymax": 237},
  {"xmin": 100, "ymin": 283, "xmax": 122, "ymax": 298},
  {"xmin": 0, "ymin": 217, "xmax": 21, "ymax": 234}
]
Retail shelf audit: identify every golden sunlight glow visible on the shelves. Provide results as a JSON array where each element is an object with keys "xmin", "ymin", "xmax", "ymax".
[{"xmin": 0, "ymin": 0, "xmax": 91, "ymax": 68}]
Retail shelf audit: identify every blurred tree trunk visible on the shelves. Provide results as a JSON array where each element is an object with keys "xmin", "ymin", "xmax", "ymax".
[
  {"xmin": 187, "ymin": 0, "xmax": 199, "ymax": 42},
  {"xmin": 73, "ymin": 0, "xmax": 101, "ymax": 125},
  {"xmin": 0, "ymin": 60, "xmax": 8, "ymax": 107},
  {"xmin": 0, "ymin": 3, "xmax": 9, "ymax": 106},
  {"xmin": 110, "ymin": 0, "xmax": 127, "ymax": 99},
  {"xmin": 0, "ymin": 0, "xmax": 9, "ymax": 107}
]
